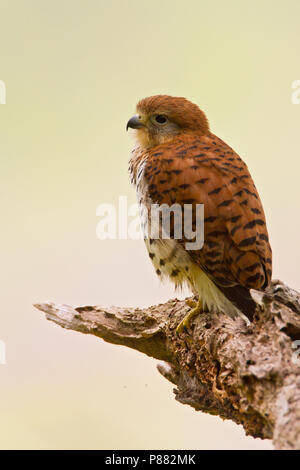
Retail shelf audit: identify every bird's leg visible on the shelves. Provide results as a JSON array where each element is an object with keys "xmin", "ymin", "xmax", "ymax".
[
  {"xmin": 176, "ymin": 298, "xmax": 202, "ymax": 334},
  {"xmin": 185, "ymin": 298, "xmax": 198, "ymax": 309}
]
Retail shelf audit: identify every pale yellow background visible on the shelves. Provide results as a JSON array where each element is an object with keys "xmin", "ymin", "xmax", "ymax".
[{"xmin": 0, "ymin": 0, "xmax": 299, "ymax": 450}]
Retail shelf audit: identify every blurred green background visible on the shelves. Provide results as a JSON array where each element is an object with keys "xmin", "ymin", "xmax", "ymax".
[{"xmin": 1, "ymin": 0, "xmax": 299, "ymax": 450}]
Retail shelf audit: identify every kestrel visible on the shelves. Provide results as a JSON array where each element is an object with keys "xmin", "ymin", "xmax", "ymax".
[{"xmin": 127, "ymin": 95, "xmax": 272, "ymax": 333}]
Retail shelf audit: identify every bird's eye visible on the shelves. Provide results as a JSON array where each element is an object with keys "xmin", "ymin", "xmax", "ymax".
[{"xmin": 154, "ymin": 114, "xmax": 167, "ymax": 124}]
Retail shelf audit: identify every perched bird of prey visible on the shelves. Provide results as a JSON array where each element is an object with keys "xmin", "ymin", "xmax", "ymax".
[{"xmin": 127, "ymin": 95, "xmax": 272, "ymax": 333}]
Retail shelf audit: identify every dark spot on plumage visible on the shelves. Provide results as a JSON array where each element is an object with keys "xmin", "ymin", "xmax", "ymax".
[
  {"xmin": 204, "ymin": 259, "xmax": 220, "ymax": 268},
  {"xmin": 182, "ymin": 198, "xmax": 195, "ymax": 204},
  {"xmin": 266, "ymin": 257, "xmax": 272, "ymax": 264},
  {"xmin": 240, "ymin": 174, "xmax": 250, "ymax": 180},
  {"xmin": 234, "ymin": 190, "xmax": 243, "ymax": 197},
  {"xmin": 230, "ymin": 177, "xmax": 237, "ymax": 184},
  {"xmin": 187, "ymin": 145, "xmax": 198, "ymax": 150},
  {"xmin": 153, "ymin": 152, "xmax": 163, "ymax": 156},
  {"xmin": 207, "ymin": 230, "xmax": 227, "ymax": 237},
  {"xmin": 149, "ymin": 239, "xmax": 154, "ymax": 245},
  {"xmin": 205, "ymin": 240, "xmax": 219, "ymax": 248},
  {"xmin": 205, "ymin": 216, "xmax": 218, "ymax": 222},
  {"xmin": 172, "ymin": 169, "xmax": 182, "ymax": 175},
  {"xmin": 149, "ymin": 184, "xmax": 156, "ymax": 190},
  {"xmin": 179, "ymin": 183, "xmax": 190, "ymax": 189},
  {"xmin": 240, "ymin": 199, "xmax": 248, "ymax": 206},
  {"xmin": 194, "ymin": 153, "xmax": 206, "ymax": 158},
  {"xmin": 208, "ymin": 186, "xmax": 222, "ymax": 195},
  {"xmin": 149, "ymin": 252, "xmax": 155, "ymax": 259},
  {"xmin": 244, "ymin": 188, "xmax": 258, "ymax": 199},
  {"xmin": 159, "ymin": 259, "xmax": 165, "ymax": 266},
  {"xmin": 185, "ymin": 266, "xmax": 189, "ymax": 271},
  {"xmin": 162, "ymin": 158, "xmax": 173, "ymax": 164},
  {"xmin": 159, "ymin": 179, "xmax": 167, "ymax": 184},
  {"xmin": 196, "ymin": 178, "xmax": 209, "ymax": 184},
  {"xmin": 190, "ymin": 165, "xmax": 198, "ymax": 170},
  {"xmin": 238, "ymin": 236, "xmax": 256, "ymax": 247},
  {"xmin": 218, "ymin": 199, "xmax": 233, "ymax": 207},
  {"xmin": 171, "ymin": 269, "xmax": 179, "ymax": 277},
  {"xmin": 243, "ymin": 219, "xmax": 265, "ymax": 229},
  {"xmin": 229, "ymin": 215, "xmax": 242, "ymax": 223},
  {"xmin": 245, "ymin": 262, "xmax": 260, "ymax": 272},
  {"xmin": 236, "ymin": 251, "xmax": 247, "ymax": 262},
  {"xmin": 259, "ymin": 233, "xmax": 269, "ymax": 242},
  {"xmin": 137, "ymin": 170, "xmax": 144, "ymax": 181},
  {"xmin": 176, "ymin": 143, "xmax": 185, "ymax": 150},
  {"xmin": 236, "ymin": 267, "xmax": 242, "ymax": 278},
  {"xmin": 156, "ymin": 269, "xmax": 161, "ymax": 275},
  {"xmin": 230, "ymin": 224, "xmax": 242, "ymax": 236},
  {"xmin": 251, "ymin": 207, "xmax": 261, "ymax": 214},
  {"xmin": 246, "ymin": 273, "xmax": 261, "ymax": 284},
  {"xmin": 203, "ymin": 146, "xmax": 210, "ymax": 150}
]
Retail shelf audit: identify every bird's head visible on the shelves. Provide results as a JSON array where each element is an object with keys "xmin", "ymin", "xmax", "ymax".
[{"xmin": 126, "ymin": 95, "xmax": 210, "ymax": 148}]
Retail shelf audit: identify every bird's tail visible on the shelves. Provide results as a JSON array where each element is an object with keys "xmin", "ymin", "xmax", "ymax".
[{"xmin": 218, "ymin": 285, "xmax": 257, "ymax": 322}]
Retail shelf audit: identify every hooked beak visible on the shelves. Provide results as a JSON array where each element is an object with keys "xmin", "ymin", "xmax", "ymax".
[{"xmin": 126, "ymin": 114, "xmax": 144, "ymax": 131}]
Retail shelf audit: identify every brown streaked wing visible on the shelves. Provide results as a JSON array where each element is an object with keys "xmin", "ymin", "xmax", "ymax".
[{"xmin": 141, "ymin": 132, "xmax": 272, "ymax": 290}]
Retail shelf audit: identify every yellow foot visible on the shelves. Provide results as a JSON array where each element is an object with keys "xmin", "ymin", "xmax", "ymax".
[
  {"xmin": 176, "ymin": 300, "xmax": 202, "ymax": 335},
  {"xmin": 185, "ymin": 298, "xmax": 197, "ymax": 309}
]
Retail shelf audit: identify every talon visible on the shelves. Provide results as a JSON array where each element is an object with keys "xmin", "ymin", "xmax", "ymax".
[
  {"xmin": 185, "ymin": 298, "xmax": 197, "ymax": 309},
  {"xmin": 176, "ymin": 321, "xmax": 185, "ymax": 335},
  {"xmin": 176, "ymin": 300, "xmax": 202, "ymax": 335}
]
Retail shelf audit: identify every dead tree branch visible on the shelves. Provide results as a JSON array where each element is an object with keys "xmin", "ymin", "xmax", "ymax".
[{"xmin": 34, "ymin": 280, "xmax": 300, "ymax": 450}]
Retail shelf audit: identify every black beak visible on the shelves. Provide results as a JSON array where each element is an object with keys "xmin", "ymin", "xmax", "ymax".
[{"xmin": 126, "ymin": 115, "xmax": 143, "ymax": 131}]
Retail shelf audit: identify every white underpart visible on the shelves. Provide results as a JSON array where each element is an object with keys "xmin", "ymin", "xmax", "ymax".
[{"xmin": 133, "ymin": 159, "xmax": 248, "ymax": 322}]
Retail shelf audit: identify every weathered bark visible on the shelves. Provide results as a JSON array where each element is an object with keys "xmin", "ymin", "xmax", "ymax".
[{"xmin": 34, "ymin": 279, "xmax": 300, "ymax": 450}]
